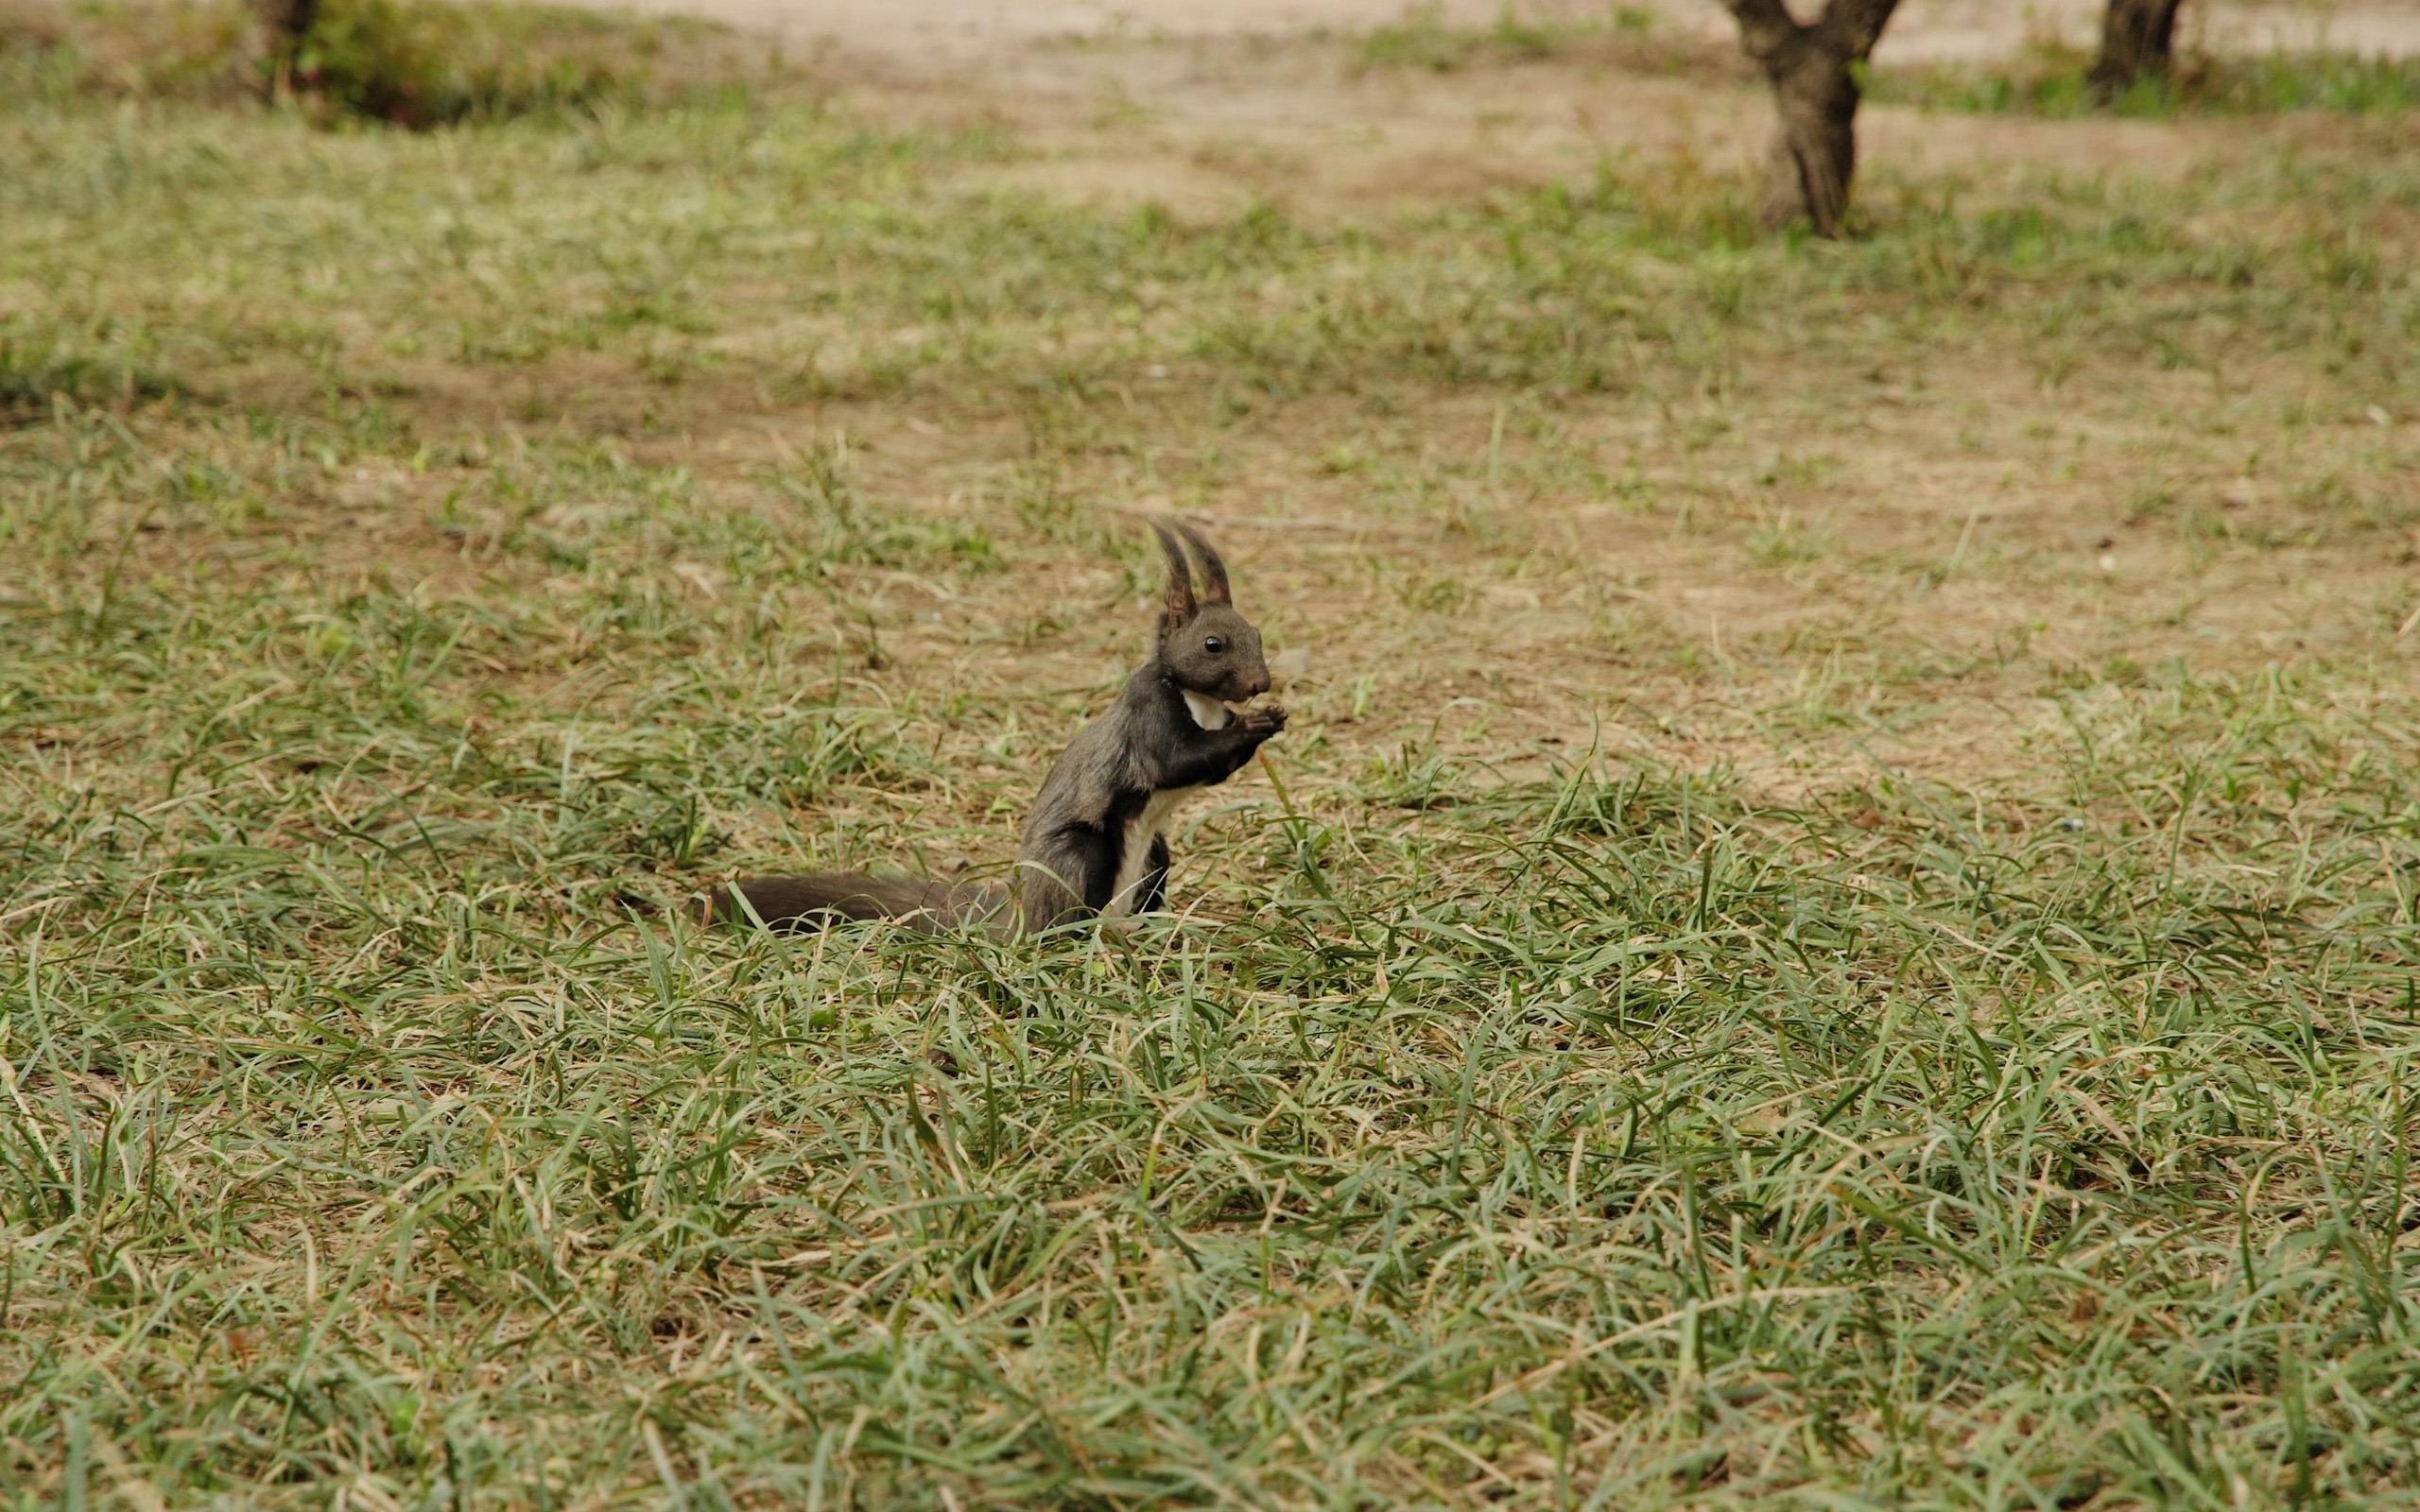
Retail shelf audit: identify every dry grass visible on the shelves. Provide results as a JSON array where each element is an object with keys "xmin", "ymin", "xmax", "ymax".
[{"xmin": 3, "ymin": 3, "xmax": 2420, "ymax": 1506}]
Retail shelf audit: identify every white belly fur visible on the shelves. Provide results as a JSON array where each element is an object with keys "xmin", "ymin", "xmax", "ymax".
[{"xmin": 1108, "ymin": 785, "xmax": 1202, "ymax": 915}]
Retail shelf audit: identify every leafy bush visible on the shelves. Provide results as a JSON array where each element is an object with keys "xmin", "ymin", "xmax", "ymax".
[
  {"xmin": 294, "ymin": 0, "xmax": 640, "ymax": 127},
  {"xmin": 0, "ymin": 0, "xmax": 741, "ymax": 126}
]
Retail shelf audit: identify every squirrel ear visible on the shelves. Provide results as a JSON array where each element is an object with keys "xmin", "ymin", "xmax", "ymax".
[
  {"xmin": 1149, "ymin": 518, "xmax": 1196, "ymax": 632},
  {"xmin": 1173, "ymin": 520, "xmax": 1231, "ymax": 604}
]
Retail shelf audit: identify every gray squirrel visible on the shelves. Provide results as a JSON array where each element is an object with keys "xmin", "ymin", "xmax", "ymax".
[{"xmin": 714, "ymin": 518, "xmax": 1287, "ymax": 935}]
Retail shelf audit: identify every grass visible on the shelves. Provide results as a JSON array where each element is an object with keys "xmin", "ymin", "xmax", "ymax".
[
  {"xmin": 1355, "ymin": 3, "xmax": 1733, "ymax": 78},
  {"xmin": 4, "ymin": 3, "xmax": 2420, "ymax": 1505},
  {"xmin": 1873, "ymin": 43, "xmax": 2420, "ymax": 119}
]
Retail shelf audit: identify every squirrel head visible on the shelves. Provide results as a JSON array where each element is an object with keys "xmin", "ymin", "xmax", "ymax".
[{"xmin": 1150, "ymin": 518, "xmax": 1270, "ymax": 705}]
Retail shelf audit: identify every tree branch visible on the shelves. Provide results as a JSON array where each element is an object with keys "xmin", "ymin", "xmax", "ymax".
[
  {"xmin": 1715, "ymin": 0, "xmax": 1806, "ymax": 69},
  {"xmin": 1717, "ymin": 0, "xmax": 1902, "ymax": 67},
  {"xmin": 1811, "ymin": 0, "xmax": 1903, "ymax": 61}
]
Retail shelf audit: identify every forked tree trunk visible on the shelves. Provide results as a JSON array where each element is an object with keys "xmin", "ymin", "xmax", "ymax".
[
  {"xmin": 1717, "ymin": 0, "xmax": 1902, "ymax": 237},
  {"xmin": 2089, "ymin": 0, "xmax": 2186, "ymax": 99},
  {"xmin": 253, "ymin": 0, "xmax": 320, "ymax": 100}
]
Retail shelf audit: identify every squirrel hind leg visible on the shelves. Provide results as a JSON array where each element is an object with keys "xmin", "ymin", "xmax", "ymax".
[{"xmin": 1133, "ymin": 834, "xmax": 1172, "ymax": 914}]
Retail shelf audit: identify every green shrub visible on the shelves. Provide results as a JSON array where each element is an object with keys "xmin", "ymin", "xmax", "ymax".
[
  {"xmin": 0, "ymin": 0, "xmax": 728, "ymax": 126},
  {"xmin": 295, "ymin": 0, "xmax": 638, "ymax": 127}
]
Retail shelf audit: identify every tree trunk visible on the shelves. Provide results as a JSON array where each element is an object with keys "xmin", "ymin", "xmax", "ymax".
[
  {"xmin": 253, "ymin": 0, "xmax": 320, "ymax": 100},
  {"xmin": 1718, "ymin": 0, "xmax": 1902, "ymax": 237},
  {"xmin": 2089, "ymin": 0, "xmax": 2186, "ymax": 99},
  {"xmin": 1762, "ymin": 52, "xmax": 1858, "ymax": 236}
]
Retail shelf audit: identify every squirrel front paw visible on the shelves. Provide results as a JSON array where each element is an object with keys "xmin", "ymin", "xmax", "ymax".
[{"xmin": 1239, "ymin": 704, "xmax": 1288, "ymax": 737}]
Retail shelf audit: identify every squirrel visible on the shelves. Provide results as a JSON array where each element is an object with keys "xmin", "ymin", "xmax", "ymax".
[{"xmin": 713, "ymin": 517, "xmax": 1288, "ymax": 936}]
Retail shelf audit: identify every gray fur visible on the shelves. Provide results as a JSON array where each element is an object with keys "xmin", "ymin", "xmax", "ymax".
[{"xmin": 717, "ymin": 518, "xmax": 1286, "ymax": 936}]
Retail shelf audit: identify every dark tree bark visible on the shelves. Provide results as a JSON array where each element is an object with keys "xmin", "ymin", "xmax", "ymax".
[
  {"xmin": 2089, "ymin": 0, "xmax": 2186, "ymax": 99},
  {"xmin": 253, "ymin": 0, "xmax": 320, "ymax": 100},
  {"xmin": 1717, "ymin": 0, "xmax": 1902, "ymax": 237}
]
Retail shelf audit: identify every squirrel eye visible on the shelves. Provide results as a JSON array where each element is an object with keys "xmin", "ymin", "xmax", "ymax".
[{"xmin": 1204, "ymin": 635, "xmax": 1224, "ymax": 653}]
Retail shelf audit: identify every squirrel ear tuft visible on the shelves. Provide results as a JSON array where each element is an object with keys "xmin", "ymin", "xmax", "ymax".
[
  {"xmin": 1173, "ymin": 520, "xmax": 1231, "ymax": 604},
  {"xmin": 1149, "ymin": 518, "xmax": 1197, "ymax": 632}
]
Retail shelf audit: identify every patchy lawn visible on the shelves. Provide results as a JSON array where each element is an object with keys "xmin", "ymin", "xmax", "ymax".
[{"xmin": 3, "ymin": 2, "xmax": 2418, "ymax": 1505}]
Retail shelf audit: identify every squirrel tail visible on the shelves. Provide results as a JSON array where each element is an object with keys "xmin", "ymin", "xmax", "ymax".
[{"xmin": 708, "ymin": 872, "xmax": 1011, "ymax": 934}]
